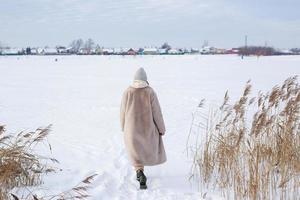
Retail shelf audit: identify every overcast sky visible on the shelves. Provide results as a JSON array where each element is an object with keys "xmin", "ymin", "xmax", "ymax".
[{"xmin": 0, "ymin": 0, "xmax": 299, "ymax": 48}]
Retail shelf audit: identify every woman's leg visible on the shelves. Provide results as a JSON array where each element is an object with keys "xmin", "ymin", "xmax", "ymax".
[
  {"xmin": 134, "ymin": 165, "xmax": 144, "ymax": 171},
  {"xmin": 134, "ymin": 165, "xmax": 147, "ymax": 189}
]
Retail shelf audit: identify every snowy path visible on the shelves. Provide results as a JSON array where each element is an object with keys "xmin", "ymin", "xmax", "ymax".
[
  {"xmin": 0, "ymin": 55, "xmax": 299, "ymax": 199},
  {"xmin": 88, "ymin": 134, "xmax": 201, "ymax": 200}
]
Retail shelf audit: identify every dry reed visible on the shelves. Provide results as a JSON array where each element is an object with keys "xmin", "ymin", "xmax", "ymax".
[
  {"xmin": 187, "ymin": 76, "xmax": 300, "ymax": 200},
  {"xmin": 0, "ymin": 125, "xmax": 97, "ymax": 200}
]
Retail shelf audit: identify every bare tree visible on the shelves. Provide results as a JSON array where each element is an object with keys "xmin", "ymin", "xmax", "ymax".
[
  {"xmin": 238, "ymin": 46, "xmax": 275, "ymax": 56},
  {"xmin": 84, "ymin": 38, "xmax": 95, "ymax": 54},
  {"xmin": 161, "ymin": 42, "xmax": 171, "ymax": 50},
  {"xmin": 0, "ymin": 41, "xmax": 9, "ymax": 54},
  {"xmin": 70, "ymin": 38, "xmax": 84, "ymax": 53}
]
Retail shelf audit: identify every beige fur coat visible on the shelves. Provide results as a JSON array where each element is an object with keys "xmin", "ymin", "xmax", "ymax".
[{"xmin": 120, "ymin": 81, "xmax": 166, "ymax": 166}]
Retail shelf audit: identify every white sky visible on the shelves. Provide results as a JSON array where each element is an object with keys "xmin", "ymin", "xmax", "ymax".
[{"xmin": 0, "ymin": 0, "xmax": 299, "ymax": 48}]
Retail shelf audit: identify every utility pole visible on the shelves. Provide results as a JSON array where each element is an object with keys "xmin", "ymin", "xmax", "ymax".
[
  {"xmin": 245, "ymin": 35, "xmax": 248, "ymax": 56},
  {"xmin": 241, "ymin": 35, "xmax": 247, "ymax": 59},
  {"xmin": 202, "ymin": 40, "xmax": 208, "ymax": 47}
]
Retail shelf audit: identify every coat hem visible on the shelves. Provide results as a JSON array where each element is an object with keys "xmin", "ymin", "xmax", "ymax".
[{"xmin": 134, "ymin": 158, "xmax": 167, "ymax": 166}]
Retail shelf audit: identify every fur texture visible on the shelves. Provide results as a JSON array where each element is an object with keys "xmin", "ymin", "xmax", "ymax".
[{"xmin": 120, "ymin": 86, "xmax": 166, "ymax": 166}]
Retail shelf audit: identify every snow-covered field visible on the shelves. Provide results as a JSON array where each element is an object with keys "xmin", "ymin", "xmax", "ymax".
[{"xmin": 0, "ymin": 55, "xmax": 299, "ymax": 199}]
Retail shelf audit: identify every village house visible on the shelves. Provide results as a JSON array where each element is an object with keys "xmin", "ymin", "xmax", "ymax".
[
  {"xmin": 215, "ymin": 48, "xmax": 227, "ymax": 54},
  {"xmin": 190, "ymin": 48, "xmax": 200, "ymax": 54},
  {"xmin": 143, "ymin": 48, "xmax": 158, "ymax": 55},
  {"xmin": 121, "ymin": 48, "xmax": 130, "ymax": 55},
  {"xmin": 78, "ymin": 48, "xmax": 88, "ymax": 55},
  {"xmin": 168, "ymin": 48, "xmax": 181, "ymax": 55},
  {"xmin": 200, "ymin": 46, "xmax": 217, "ymax": 54},
  {"xmin": 113, "ymin": 48, "xmax": 122, "ymax": 55},
  {"xmin": 36, "ymin": 48, "xmax": 44, "ymax": 55},
  {"xmin": 276, "ymin": 49, "xmax": 293, "ymax": 55},
  {"xmin": 225, "ymin": 48, "xmax": 239, "ymax": 54},
  {"xmin": 1, "ymin": 48, "xmax": 23, "ymax": 55},
  {"xmin": 158, "ymin": 48, "xmax": 167, "ymax": 55},
  {"xmin": 111, "ymin": 47, "xmax": 132, "ymax": 55},
  {"xmin": 102, "ymin": 48, "xmax": 114, "ymax": 55},
  {"xmin": 94, "ymin": 46, "xmax": 103, "ymax": 54},
  {"xmin": 41, "ymin": 48, "xmax": 58, "ymax": 55},
  {"xmin": 137, "ymin": 48, "xmax": 144, "ymax": 55},
  {"xmin": 57, "ymin": 46, "xmax": 71, "ymax": 54},
  {"xmin": 127, "ymin": 48, "xmax": 136, "ymax": 55},
  {"xmin": 182, "ymin": 48, "xmax": 190, "ymax": 54}
]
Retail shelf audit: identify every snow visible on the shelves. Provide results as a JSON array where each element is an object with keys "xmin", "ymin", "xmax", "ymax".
[{"xmin": 0, "ymin": 55, "xmax": 299, "ymax": 199}]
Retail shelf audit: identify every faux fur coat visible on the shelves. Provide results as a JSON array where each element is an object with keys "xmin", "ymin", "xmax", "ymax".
[{"xmin": 120, "ymin": 81, "xmax": 166, "ymax": 166}]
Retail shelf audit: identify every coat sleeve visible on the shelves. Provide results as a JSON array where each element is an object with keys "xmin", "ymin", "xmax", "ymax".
[
  {"xmin": 151, "ymin": 90, "xmax": 166, "ymax": 135},
  {"xmin": 120, "ymin": 90, "xmax": 128, "ymax": 132}
]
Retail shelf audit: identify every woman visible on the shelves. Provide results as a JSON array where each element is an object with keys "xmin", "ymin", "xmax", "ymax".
[{"xmin": 120, "ymin": 67, "xmax": 166, "ymax": 189}]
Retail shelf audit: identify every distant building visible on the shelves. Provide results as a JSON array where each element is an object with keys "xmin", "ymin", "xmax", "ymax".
[
  {"xmin": 225, "ymin": 48, "xmax": 239, "ymax": 54},
  {"xmin": 127, "ymin": 48, "xmax": 136, "ymax": 55},
  {"xmin": 78, "ymin": 48, "xmax": 88, "ymax": 55},
  {"xmin": 95, "ymin": 46, "xmax": 103, "ymax": 54},
  {"xmin": 200, "ymin": 46, "xmax": 216, "ymax": 54},
  {"xmin": 37, "ymin": 48, "xmax": 44, "ymax": 54},
  {"xmin": 178, "ymin": 48, "xmax": 185, "ymax": 54},
  {"xmin": 137, "ymin": 48, "xmax": 144, "ymax": 55},
  {"xmin": 158, "ymin": 48, "xmax": 167, "ymax": 55},
  {"xmin": 1, "ymin": 48, "xmax": 23, "ymax": 55},
  {"xmin": 113, "ymin": 48, "xmax": 122, "ymax": 55},
  {"xmin": 182, "ymin": 48, "xmax": 190, "ymax": 54},
  {"xmin": 121, "ymin": 48, "xmax": 130, "ymax": 55},
  {"xmin": 167, "ymin": 48, "xmax": 180, "ymax": 55},
  {"xmin": 42, "ymin": 48, "xmax": 58, "ymax": 55},
  {"xmin": 26, "ymin": 47, "xmax": 31, "ymax": 55},
  {"xmin": 90, "ymin": 48, "xmax": 97, "ymax": 54},
  {"xmin": 102, "ymin": 48, "xmax": 114, "ymax": 55},
  {"xmin": 276, "ymin": 49, "xmax": 293, "ymax": 55},
  {"xmin": 78, "ymin": 48, "xmax": 97, "ymax": 55},
  {"xmin": 112, "ymin": 47, "xmax": 132, "ymax": 55},
  {"xmin": 190, "ymin": 48, "xmax": 200, "ymax": 54},
  {"xmin": 290, "ymin": 48, "xmax": 300, "ymax": 55},
  {"xmin": 143, "ymin": 48, "xmax": 158, "ymax": 55},
  {"xmin": 30, "ymin": 48, "xmax": 38, "ymax": 55},
  {"xmin": 57, "ymin": 46, "xmax": 70, "ymax": 54},
  {"xmin": 214, "ymin": 48, "xmax": 226, "ymax": 54}
]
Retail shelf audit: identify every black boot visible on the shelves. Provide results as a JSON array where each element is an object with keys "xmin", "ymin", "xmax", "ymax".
[{"xmin": 136, "ymin": 169, "xmax": 147, "ymax": 189}]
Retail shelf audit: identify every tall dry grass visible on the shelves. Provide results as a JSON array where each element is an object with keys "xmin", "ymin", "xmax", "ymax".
[
  {"xmin": 187, "ymin": 76, "xmax": 300, "ymax": 200},
  {"xmin": 0, "ymin": 125, "xmax": 97, "ymax": 200},
  {"xmin": 0, "ymin": 125, "xmax": 55, "ymax": 199}
]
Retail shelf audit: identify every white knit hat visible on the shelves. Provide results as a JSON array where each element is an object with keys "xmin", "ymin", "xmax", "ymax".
[{"xmin": 134, "ymin": 67, "xmax": 147, "ymax": 81}]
